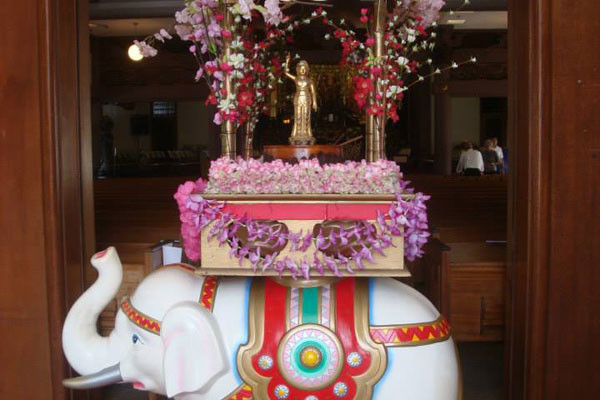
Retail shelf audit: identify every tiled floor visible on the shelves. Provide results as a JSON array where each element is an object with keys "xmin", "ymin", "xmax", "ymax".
[{"xmin": 102, "ymin": 342, "xmax": 504, "ymax": 399}]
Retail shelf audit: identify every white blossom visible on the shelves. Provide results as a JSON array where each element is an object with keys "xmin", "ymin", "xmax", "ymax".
[{"xmin": 229, "ymin": 53, "xmax": 245, "ymax": 69}]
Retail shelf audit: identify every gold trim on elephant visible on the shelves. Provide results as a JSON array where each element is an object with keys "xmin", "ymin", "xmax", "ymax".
[
  {"xmin": 352, "ymin": 279, "xmax": 388, "ymax": 399},
  {"xmin": 237, "ymin": 279, "xmax": 271, "ymax": 400},
  {"xmin": 121, "ymin": 297, "xmax": 162, "ymax": 335},
  {"xmin": 370, "ymin": 316, "xmax": 451, "ymax": 347}
]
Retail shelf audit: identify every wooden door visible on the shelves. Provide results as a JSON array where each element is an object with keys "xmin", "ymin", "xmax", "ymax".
[{"xmin": 506, "ymin": 0, "xmax": 600, "ymax": 398}]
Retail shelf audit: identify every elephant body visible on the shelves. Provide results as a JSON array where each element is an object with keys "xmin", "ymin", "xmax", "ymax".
[{"xmin": 62, "ymin": 248, "xmax": 460, "ymax": 399}]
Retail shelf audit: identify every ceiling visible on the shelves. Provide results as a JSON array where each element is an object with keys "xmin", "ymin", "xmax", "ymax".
[
  {"xmin": 90, "ymin": 9, "xmax": 507, "ymax": 37},
  {"xmin": 89, "ymin": 0, "xmax": 507, "ymax": 19}
]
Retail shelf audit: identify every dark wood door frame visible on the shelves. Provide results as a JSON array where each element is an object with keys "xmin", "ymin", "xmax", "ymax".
[
  {"xmin": 3, "ymin": 0, "xmax": 597, "ymax": 398},
  {"xmin": 0, "ymin": 0, "xmax": 94, "ymax": 398},
  {"xmin": 506, "ymin": 0, "xmax": 550, "ymax": 397}
]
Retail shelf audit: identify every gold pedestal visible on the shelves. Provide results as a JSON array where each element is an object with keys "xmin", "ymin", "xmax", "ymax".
[{"xmin": 289, "ymin": 136, "xmax": 316, "ymax": 146}]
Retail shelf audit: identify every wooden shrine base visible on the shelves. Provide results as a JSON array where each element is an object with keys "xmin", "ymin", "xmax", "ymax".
[{"xmin": 263, "ymin": 144, "xmax": 342, "ymax": 161}]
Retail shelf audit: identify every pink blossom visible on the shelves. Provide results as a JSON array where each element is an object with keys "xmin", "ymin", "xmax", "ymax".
[
  {"xmin": 194, "ymin": 67, "xmax": 204, "ymax": 81},
  {"xmin": 133, "ymin": 40, "xmax": 157, "ymax": 57},
  {"xmin": 208, "ymin": 20, "xmax": 221, "ymax": 37},
  {"xmin": 213, "ymin": 112, "xmax": 223, "ymax": 125}
]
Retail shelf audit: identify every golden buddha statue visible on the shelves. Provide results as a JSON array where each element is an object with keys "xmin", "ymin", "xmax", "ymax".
[{"xmin": 285, "ymin": 54, "xmax": 317, "ymax": 145}]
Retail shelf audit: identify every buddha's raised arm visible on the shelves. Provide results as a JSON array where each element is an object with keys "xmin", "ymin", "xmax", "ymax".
[{"xmin": 284, "ymin": 53, "xmax": 296, "ymax": 81}]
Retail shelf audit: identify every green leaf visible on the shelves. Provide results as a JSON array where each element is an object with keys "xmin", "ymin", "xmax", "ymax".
[{"xmin": 254, "ymin": 5, "xmax": 267, "ymax": 14}]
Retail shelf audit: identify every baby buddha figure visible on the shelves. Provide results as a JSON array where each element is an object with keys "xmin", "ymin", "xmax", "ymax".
[{"xmin": 285, "ymin": 54, "xmax": 318, "ymax": 145}]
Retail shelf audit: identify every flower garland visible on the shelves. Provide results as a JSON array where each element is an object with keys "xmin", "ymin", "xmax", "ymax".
[
  {"xmin": 136, "ymin": 0, "xmax": 285, "ymax": 128},
  {"xmin": 135, "ymin": 1, "xmax": 326, "ymax": 131},
  {"xmin": 319, "ymin": 0, "xmax": 475, "ymax": 122},
  {"xmin": 174, "ymin": 159, "xmax": 430, "ymax": 278},
  {"xmin": 204, "ymin": 156, "xmax": 404, "ymax": 194}
]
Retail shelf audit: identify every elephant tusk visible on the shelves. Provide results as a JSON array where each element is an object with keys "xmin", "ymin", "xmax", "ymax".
[{"xmin": 63, "ymin": 363, "xmax": 122, "ymax": 389}]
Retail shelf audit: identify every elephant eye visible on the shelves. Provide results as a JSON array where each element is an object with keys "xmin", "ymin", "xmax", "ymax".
[{"xmin": 132, "ymin": 334, "xmax": 143, "ymax": 344}]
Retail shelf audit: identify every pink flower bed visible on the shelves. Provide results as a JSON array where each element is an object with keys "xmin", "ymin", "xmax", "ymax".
[{"xmin": 205, "ymin": 157, "xmax": 404, "ymax": 194}]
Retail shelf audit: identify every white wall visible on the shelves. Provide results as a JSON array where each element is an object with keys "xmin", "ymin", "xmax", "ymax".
[{"xmin": 451, "ymin": 97, "xmax": 480, "ymax": 150}]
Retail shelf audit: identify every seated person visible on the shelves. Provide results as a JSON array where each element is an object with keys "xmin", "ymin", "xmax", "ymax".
[
  {"xmin": 456, "ymin": 141, "xmax": 484, "ymax": 176},
  {"xmin": 481, "ymin": 139, "xmax": 500, "ymax": 174}
]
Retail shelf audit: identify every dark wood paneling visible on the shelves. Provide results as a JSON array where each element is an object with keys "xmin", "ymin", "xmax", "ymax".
[
  {"xmin": 506, "ymin": 0, "xmax": 600, "ymax": 398},
  {"xmin": 94, "ymin": 177, "xmax": 185, "ymax": 263},
  {"xmin": 544, "ymin": 0, "xmax": 600, "ymax": 396},
  {"xmin": 0, "ymin": 0, "xmax": 90, "ymax": 398},
  {"xmin": 447, "ymin": 243, "xmax": 506, "ymax": 342}
]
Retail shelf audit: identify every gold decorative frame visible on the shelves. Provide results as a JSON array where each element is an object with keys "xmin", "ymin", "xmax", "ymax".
[
  {"xmin": 352, "ymin": 279, "xmax": 388, "ymax": 399},
  {"xmin": 237, "ymin": 278, "xmax": 388, "ymax": 399},
  {"xmin": 237, "ymin": 279, "xmax": 272, "ymax": 399}
]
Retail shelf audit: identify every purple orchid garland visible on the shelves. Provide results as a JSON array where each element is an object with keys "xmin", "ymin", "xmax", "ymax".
[{"xmin": 174, "ymin": 168, "xmax": 429, "ymax": 279}]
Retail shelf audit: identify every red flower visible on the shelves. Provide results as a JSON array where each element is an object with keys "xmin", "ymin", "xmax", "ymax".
[
  {"xmin": 240, "ymin": 75, "xmax": 254, "ymax": 86},
  {"xmin": 388, "ymin": 104, "xmax": 400, "ymax": 122},
  {"xmin": 408, "ymin": 60, "xmax": 418, "ymax": 73},
  {"xmin": 370, "ymin": 66, "xmax": 382, "ymax": 76},
  {"xmin": 356, "ymin": 77, "xmax": 374, "ymax": 92},
  {"xmin": 367, "ymin": 104, "xmax": 383, "ymax": 116},
  {"xmin": 220, "ymin": 63, "xmax": 233, "ymax": 73},
  {"xmin": 334, "ymin": 29, "xmax": 347, "ymax": 39},
  {"xmin": 354, "ymin": 92, "xmax": 368, "ymax": 108},
  {"xmin": 205, "ymin": 95, "xmax": 217, "ymax": 106},
  {"xmin": 237, "ymin": 90, "xmax": 255, "ymax": 108},
  {"xmin": 205, "ymin": 64, "xmax": 218, "ymax": 74}
]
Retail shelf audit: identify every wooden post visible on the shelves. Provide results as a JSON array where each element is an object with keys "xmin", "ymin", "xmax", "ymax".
[
  {"xmin": 242, "ymin": 121, "xmax": 254, "ymax": 160},
  {"xmin": 220, "ymin": 0, "xmax": 236, "ymax": 158},
  {"xmin": 433, "ymin": 26, "xmax": 453, "ymax": 175},
  {"xmin": 366, "ymin": 0, "xmax": 388, "ymax": 162},
  {"xmin": 434, "ymin": 87, "xmax": 452, "ymax": 175}
]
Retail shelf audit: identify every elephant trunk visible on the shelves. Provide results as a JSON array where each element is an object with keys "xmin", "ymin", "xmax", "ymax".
[
  {"xmin": 62, "ymin": 247, "xmax": 124, "ymax": 376},
  {"xmin": 63, "ymin": 364, "xmax": 122, "ymax": 389}
]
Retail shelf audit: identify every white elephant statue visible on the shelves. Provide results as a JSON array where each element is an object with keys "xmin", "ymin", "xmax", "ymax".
[{"xmin": 63, "ymin": 247, "xmax": 460, "ymax": 399}]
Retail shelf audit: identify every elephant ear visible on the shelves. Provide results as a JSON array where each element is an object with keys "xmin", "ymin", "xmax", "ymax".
[{"xmin": 161, "ymin": 301, "xmax": 228, "ymax": 398}]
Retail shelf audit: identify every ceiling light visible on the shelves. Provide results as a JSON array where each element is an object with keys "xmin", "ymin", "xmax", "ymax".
[
  {"xmin": 128, "ymin": 44, "xmax": 143, "ymax": 61},
  {"xmin": 447, "ymin": 19, "xmax": 466, "ymax": 25},
  {"xmin": 128, "ymin": 22, "xmax": 143, "ymax": 61}
]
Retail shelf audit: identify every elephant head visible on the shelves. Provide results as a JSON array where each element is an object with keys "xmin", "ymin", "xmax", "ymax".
[{"xmin": 62, "ymin": 247, "xmax": 230, "ymax": 398}]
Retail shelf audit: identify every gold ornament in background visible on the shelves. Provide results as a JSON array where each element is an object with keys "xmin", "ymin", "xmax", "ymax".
[{"xmin": 285, "ymin": 54, "xmax": 317, "ymax": 145}]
